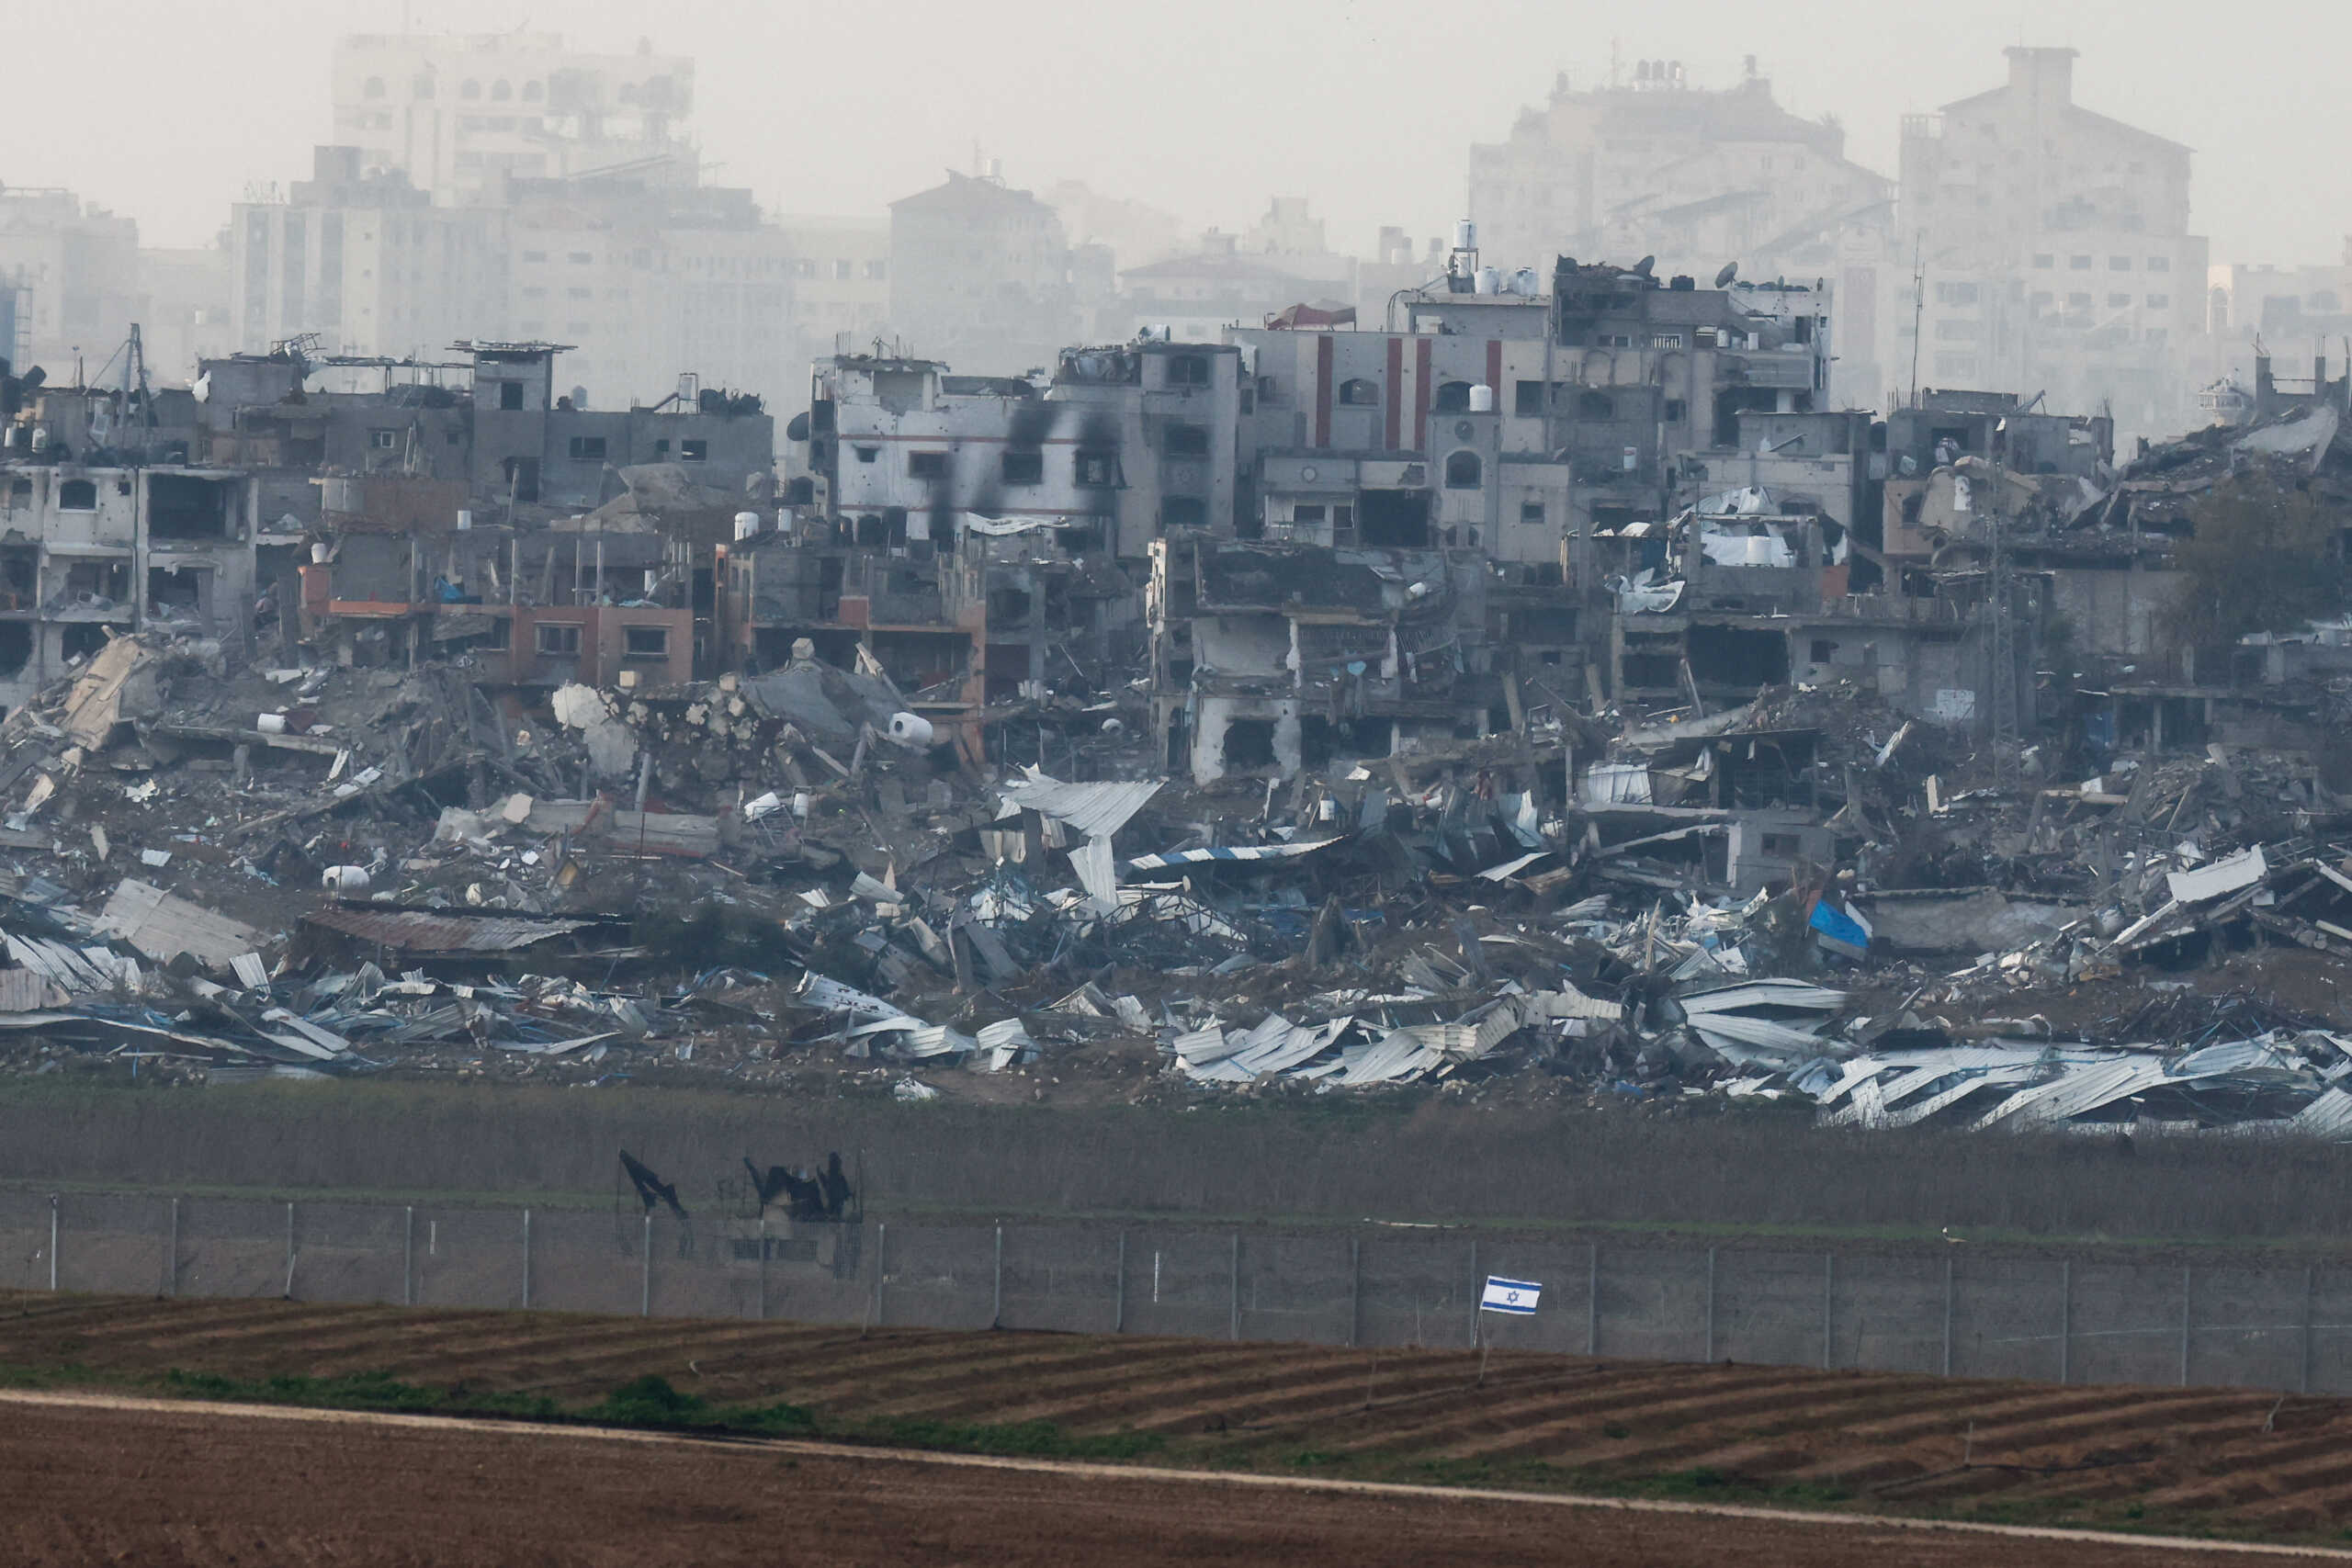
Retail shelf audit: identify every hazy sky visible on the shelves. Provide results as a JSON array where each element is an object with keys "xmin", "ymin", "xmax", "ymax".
[{"xmin": 4, "ymin": 0, "xmax": 2334, "ymax": 268}]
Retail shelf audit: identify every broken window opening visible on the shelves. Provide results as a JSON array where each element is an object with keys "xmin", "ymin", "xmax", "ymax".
[
  {"xmin": 147, "ymin": 476, "xmax": 232, "ymax": 541},
  {"xmin": 1075, "ymin": 450, "xmax": 1120, "ymax": 488},
  {"xmin": 567, "ymin": 435, "xmax": 607, "ymax": 461},
  {"xmin": 1688, "ymin": 624, "xmax": 1791, "ymax": 686},
  {"xmin": 908, "ymin": 451, "xmax": 949, "ymax": 480},
  {"xmin": 1357, "ymin": 489, "xmax": 1430, "ymax": 547},
  {"xmin": 1001, "ymin": 450, "xmax": 1044, "ymax": 486},
  {"xmin": 1165, "ymin": 354, "xmax": 1211, "ymax": 388},
  {"xmin": 622, "ymin": 625, "xmax": 670, "ymax": 659},
  {"xmin": 1433, "ymin": 381, "xmax": 1474, "ymax": 413},
  {"xmin": 60, "ymin": 624, "xmax": 107, "ymax": 661},
  {"xmin": 1163, "ymin": 495, "xmax": 1206, "ymax": 528},
  {"xmin": 1220, "ymin": 717, "xmax": 1277, "ymax": 770},
  {"xmin": 1443, "ymin": 451, "xmax": 1483, "ymax": 490},
  {"xmin": 0, "ymin": 623, "xmax": 29, "ymax": 677},
  {"xmin": 1163, "ymin": 423, "xmax": 1210, "ymax": 457},
  {"xmin": 1577, "ymin": 390, "xmax": 1614, "ymax": 421},
  {"xmin": 497, "ymin": 380, "xmax": 525, "ymax": 411},
  {"xmin": 1513, "ymin": 380, "xmax": 1545, "ymax": 417},
  {"xmin": 680, "ymin": 439, "xmax": 707, "ymax": 462},
  {"xmin": 58, "ymin": 479, "xmax": 96, "ymax": 512},
  {"xmin": 535, "ymin": 622, "xmax": 582, "ymax": 655},
  {"xmin": 1338, "ymin": 378, "xmax": 1380, "ymax": 407}
]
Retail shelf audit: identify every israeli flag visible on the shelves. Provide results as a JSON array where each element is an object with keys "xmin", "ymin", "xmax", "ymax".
[{"xmin": 1480, "ymin": 1276, "xmax": 1541, "ymax": 1315}]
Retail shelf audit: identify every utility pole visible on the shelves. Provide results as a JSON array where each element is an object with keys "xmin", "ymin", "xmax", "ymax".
[
  {"xmin": 1983, "ymin": 446, "xmax": 2019, "ymax": 787},
  {"xmin": 1906, "ymin": 233, "xmax": 1926, "ymax": 410}
]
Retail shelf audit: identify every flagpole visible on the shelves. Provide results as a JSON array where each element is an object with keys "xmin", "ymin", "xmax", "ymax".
[{"xmin": 1476, "ymin": 1309, "xmax": 1490, "ymax": 1388}]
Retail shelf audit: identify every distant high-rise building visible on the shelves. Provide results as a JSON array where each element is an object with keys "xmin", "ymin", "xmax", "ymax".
[
  {"xmin": 889, "ymin": 169, "xmax": 1075, "ymax": 375},
  {"xmin": 1890, "ymin": 47, "xmax": 2209, "ymax": 443},
  {"xmin": 0, "ymin": 186, "xmax": 145, "ymax": 378},
  {"xmin": 1469, "ymin": 62, "xmax": 1889, "ymax": 276},
  {"xmin": 230, "ymin": 147, "xmax": 510, "ymax": 361},
  {"xmin": 331, "ymin": 31, "xmax": 695, "ymax": 208}
]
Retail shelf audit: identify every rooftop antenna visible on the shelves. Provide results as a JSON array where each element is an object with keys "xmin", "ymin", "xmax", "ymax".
[{"xmin": 1906, "ymin": 232, "xmax": 1926, "ymax": 409}]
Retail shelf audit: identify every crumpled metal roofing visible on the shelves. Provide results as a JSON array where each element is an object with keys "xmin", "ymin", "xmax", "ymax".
[
  {"xmin": 1124, "ymin": 839, "xmax": 1341, "ymax": 871},
  {"xmin": 997, "ymin": 770, "xmax": 1163, "ymax": 840},
  {"xmin": 301, "ymin": 907, "xmax": 597, "ymax": 953}
]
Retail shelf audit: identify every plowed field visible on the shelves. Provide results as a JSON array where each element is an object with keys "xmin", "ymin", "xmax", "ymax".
[{"xmin": 9, "ymin": 1290, "xmax": 2352, "ymax": 1550}]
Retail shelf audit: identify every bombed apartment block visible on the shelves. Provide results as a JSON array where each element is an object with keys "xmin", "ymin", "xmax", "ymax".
[
  {"xmin": 718, "ymin": 521, "xmax": 985, "ymax": 750},
  {"xmin": 298, "ymin": 516, "xmax": 692, "ymax": 687},
  {"xmin": 463, "ymin": 342, "xmax": 773, "ymax": 512},
  {"xmin": 1150, "ymin": 533, "xmax": 1495, "ymax": 784},
  {"xmin": 795, "ymin": 343, "xmax": 1238, "ymax": 562},
  {"xmin": 0, "ymin": 460, "xmax": 258, "ymax": 714}
]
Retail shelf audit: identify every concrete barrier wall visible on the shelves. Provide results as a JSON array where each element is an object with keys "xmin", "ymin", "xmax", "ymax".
[{"xmin": 3, "ymin": 1188, "xmax": 2346, "ymax": 1395}]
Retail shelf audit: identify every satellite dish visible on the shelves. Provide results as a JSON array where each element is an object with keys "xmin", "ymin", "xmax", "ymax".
[
  {"xmin": 1633, "ymin": 255, "xmax": 1657, "ymax": 277},
  {"xmin": 1713, "ymin": 261, "xmax": 1739, "ymax": 288}
]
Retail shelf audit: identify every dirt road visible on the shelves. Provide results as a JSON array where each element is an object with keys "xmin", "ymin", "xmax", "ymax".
[{"xmin": 0, "ymin": 1389, "xmax": 2342, "ymax": 1567}]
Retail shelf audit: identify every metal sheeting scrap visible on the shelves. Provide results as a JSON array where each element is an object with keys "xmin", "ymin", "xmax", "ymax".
[
  {"xmin": 1124, "ymin": 839, "xmax": 1340, "ymax": 872},
  {"xmin": 302, "ymin": 907, "xmax": 595, "ymax": 953},
  {"xmin": 997, "ymin": 771, "xmax": 1163, "ymax": 840}
]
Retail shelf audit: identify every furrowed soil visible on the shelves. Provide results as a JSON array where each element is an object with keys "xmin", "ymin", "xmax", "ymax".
[
  {"xmin": 4, "ymin": 1393, "xmax": 2287, "ymax": 1568},
  {"xmin": 10, "ymin": 1291, "xmax": 2352, "ymax": 1551}
]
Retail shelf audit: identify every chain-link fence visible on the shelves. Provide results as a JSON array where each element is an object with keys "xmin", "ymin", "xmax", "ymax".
[{"xmin": 13, "ymin": 1188, "xmax": 2352, "ymax": 1395}]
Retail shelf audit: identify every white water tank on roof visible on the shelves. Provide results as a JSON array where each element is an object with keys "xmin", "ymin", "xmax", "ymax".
[
  {"xmin": 1475, "ymin": 266, "xmax": 1502, "ymax": 295},
  {"xmin": 1468, "ymin": 384, "xmax": 1495, "ymax": 413},
  {"xmin": 734, "ymin": 510, "xmax": 759, "ymax": 541},
  {"xmin": 1453, "ymin": 219, "xmax": 1476, "ymax": 252}
]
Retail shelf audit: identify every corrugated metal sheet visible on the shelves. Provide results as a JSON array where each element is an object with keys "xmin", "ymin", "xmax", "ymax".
[
  {"xmin": 2293, "ymin": 1086, "xmax": 2352, "ymax": 1138},
  {"xmin": 998, "ymin": 772, "xmax": 1164, "ymax": 840},
  {"xmin": 1579, "ymin": 763, "xmax": 1654, "ymax": 805},
  {"xmin": 100, "ymin": 879, "xmax": 264, "ymax": 968},
  {"xmin": 302, "ymin": 907, "xmax": 595, "ymax": 953},
  {"xmin": 1680, "ymin": 979, "xmax": 1848, "ymax": 1014},
  {"xmin": 1124, "ymin": 839, "xmax": 1341, "ymax": 871},
  {"xmin": 2167, "ymin": 845, "xmax": 2268, "ymax": 905}
]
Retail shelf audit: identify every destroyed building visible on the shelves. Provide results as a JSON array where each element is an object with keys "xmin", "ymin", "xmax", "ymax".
[{"xmin": 1150, "ymin": 535, "xmax": 1492, "ymax": 783}]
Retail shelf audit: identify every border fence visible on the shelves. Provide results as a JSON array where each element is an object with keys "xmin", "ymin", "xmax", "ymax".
[{"xmin": 5, "ymin": 1189, "xmax": 2350, "ymax": 1394}]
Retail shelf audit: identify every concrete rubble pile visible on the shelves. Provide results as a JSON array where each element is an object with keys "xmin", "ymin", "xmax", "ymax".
[{"xmin": 0, "ymin": 558, "xmax": 2350, "ymax": 1141}]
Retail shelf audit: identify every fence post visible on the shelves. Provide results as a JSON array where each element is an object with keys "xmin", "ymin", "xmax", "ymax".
[
  {"xmin": 755, "ymin": 1210, "xmax": 767, "ymax": 1322},
  {"xmin": 992, "ymin": 1222, "xmax": 1004, "ymax": 1329},
  {"xmin": 403, "ymin": 1206, "xmax": 415, "ymax": 1307},
  {"xmin": 639, "ymin": 1211, "xmax": 652, "ymax": 1318},
  {"xmin": 283, "ymin": 1201, "xmax": 297, "ymax": 1299},
  {"xmin": 1704, "ymin": 1248, "xmax": 1716, "ymax": 1363},
  {"xmin": 1114, "ymin": 1231, "xmax": 1125, "ymax": 1334},
  {"xmin": 1588, "ymin": 1243, "xmax": 1599, "ymax": 1358},
  {"xmin": 1229, "ymin": 1232, "xmax": 1241, "ymax": 1342},
  {"xmin": 521, "ymin": 1208, "xmax": 532, "ymax": 1310},
  {"xmin": 1349, "ymin": 1234, "xmax": 1362, "ymax": 1350},
  {"xmin": 166, "ymin": 1196, "xmax": 179, "ymax": 1299},
  {"xmin": 1941, "ymin": 1255, "xmax": 1954, "ymax": 1378},
  {"xmin": 2304, "ymin": 1265, "xmax": 2317, "ymax": 1396},
  {"xmin": 874, "ymin": 1221, "xmax": 887, "ymax": 1329},
  {"xmin": 2179, "ymin": 1265, "xmax": 2192, "ymax": 1388},
  {"xmin": 47, "ymin": 1193, "xmax": 58, "ymax": 1292},
  {"xmin": 2058, "ymin": 1260, "xmax": 2072, "ymax": 1384},
  {"xmin": 1820, "ymin": 1254, "xmax": 1834, "ymax": 1371}
]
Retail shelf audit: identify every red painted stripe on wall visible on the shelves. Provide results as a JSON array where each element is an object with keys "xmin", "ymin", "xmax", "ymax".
[
  {"xmin": 1384, "ymin": 336, "xmax": 1404, "ymax": 451},
  {"xmin": 1487, "ymin": 339, "xmax": 1503, "ymax": 407},
  {"xmin": 1413, "ymin": 337, "xmax": 1432, "ymax": 453}
]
